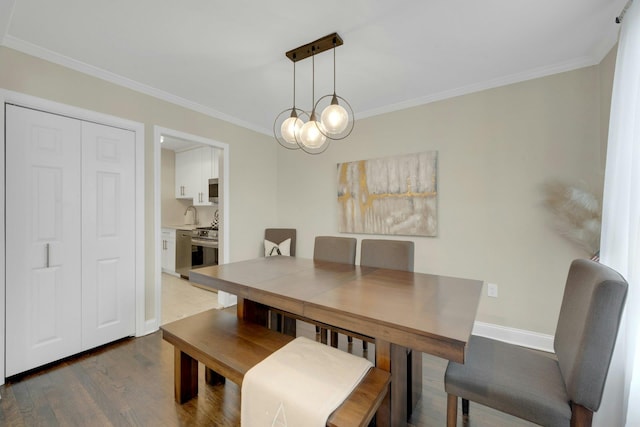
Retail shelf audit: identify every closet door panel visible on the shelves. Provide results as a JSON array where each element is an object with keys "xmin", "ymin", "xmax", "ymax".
[
  {"xmin": 5, "ymin": 105, "xmax": 82, "ymax": 376},
  {"xmin": 81, "ymin": 121, "xmax": 136, "ymax": 349}
]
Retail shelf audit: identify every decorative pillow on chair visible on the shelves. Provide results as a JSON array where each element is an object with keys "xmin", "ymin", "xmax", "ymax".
[{"xmin": 264, "ymin": 238, "xmax": 291, "ymax": 257}]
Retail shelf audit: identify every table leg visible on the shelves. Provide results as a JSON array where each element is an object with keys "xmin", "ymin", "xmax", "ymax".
[
  {"xmin": 375, "ymin": 339, "xmax": 408, "ymax": 427},
  {"xmin": 269, "ymin": 311, "xmax": 282, "ymax": 331},
  {"xmin": 237, "ymin": 297, "xmax": 269, "ymax": 326},
  {"xmin": 174, "ymin": 348, "xmax": 198, "ymax": 404},
  {"xmin": 408, "ymin": 350, "xmax": 423, "ymax": 416},
  {"xmin": 282, "ymin": 316, "xmax": 296, "ymax": 336}
]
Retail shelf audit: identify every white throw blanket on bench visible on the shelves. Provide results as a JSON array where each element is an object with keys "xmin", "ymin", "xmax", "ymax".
[{"xmin": 241, "ymin": 336, "xmax": 373, "ymax": 427}]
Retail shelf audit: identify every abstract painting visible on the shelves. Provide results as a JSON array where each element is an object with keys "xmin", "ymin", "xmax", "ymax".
[{"xmin": 337, "ymin": 151, "xmax": 438, "ymax": 236}]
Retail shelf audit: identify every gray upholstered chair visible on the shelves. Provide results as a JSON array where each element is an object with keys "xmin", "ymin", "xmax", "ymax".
[
  {"xmin": 360, "ymin": 238, "xmax": 414, "ymax": 272},
  {"xmin": 445, "ymin": 258, "xmax": 628, "ymax": 427},
  {"xmin": 313, "ymin": 236, "xmax": 357, "ymax": 265},
  {"xmin": 313, "ymin": 236, "xmax": 357, "ymax": 343},
  {"xmin": 264, "ymin": 228, "xmax": 296, "ymax": 256}
]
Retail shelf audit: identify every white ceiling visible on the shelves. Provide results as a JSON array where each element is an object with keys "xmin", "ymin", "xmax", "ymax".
[{"xmin": 0, "ymin": 0, "xmax": 625, "ymax": 136}]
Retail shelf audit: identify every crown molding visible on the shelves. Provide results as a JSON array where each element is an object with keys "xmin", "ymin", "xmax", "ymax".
[
  {"xmin": 3, "ymin": 33, "xmax": 615, "ymax": 135},
  {"xmin": 2, "ymin": 35, "xmax": 272, "ymax": 136}
]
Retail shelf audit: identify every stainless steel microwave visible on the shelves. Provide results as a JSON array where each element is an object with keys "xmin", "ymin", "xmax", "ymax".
[{"xmin": 208, "ymin": 178, "xmax": 219, "ymax": 203}]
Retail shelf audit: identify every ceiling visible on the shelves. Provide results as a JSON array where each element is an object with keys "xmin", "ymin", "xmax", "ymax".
[{"xmin": 0, "ymin": 0, "xmax": 625, "ymax": 136}]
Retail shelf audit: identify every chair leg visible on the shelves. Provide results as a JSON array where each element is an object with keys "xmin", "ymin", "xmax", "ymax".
[
  {"xmin": 330, "ymin": 331, "xmax": 339, "ymax": 348},
  {"xmin": 462, "ymin": 398, "xmax": 469, "ymax": 417},
  {"xmin": 570, "ymin": 402, "xmax": 593, "ymax": 427},
  {"xmin": 447, "ymin": 394, "xmax": 458, "ymax": 427},
  {"xmin": 320, "ymin": 328, "xmax": 328, "ymax": 345}
]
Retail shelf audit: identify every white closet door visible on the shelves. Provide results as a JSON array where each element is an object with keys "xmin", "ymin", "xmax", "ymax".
[
  {"xmin": 5, "ymin": 105, "xmax": 82, "ymax": 376},
  {"xmin": 81, "ymin": 121, "xmax": 136, "ymax": 349}
]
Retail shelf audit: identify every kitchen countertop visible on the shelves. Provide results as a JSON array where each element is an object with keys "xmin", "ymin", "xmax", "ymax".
[{"xmin": 162, "ymin": 224, "xmax": 199, "ymax": 231}]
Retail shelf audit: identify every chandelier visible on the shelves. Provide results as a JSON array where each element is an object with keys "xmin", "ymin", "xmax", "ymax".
[{"xmin": 274, "ymin": 33, "xmax": 354, "ymax": 154}]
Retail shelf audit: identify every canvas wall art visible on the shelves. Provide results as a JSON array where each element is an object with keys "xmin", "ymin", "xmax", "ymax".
[{"xmin": 337, "ymin": 151, "xmax": 438, "ymax": 236}]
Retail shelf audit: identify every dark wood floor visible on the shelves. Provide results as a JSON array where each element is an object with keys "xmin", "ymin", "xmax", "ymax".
[{"xmin": 0, "ymin": 316, "xmax": 537, "ymax": 426}]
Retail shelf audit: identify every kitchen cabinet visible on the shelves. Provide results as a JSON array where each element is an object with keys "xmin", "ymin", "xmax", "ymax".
[
  {"xmin": 175, "ymin": 146, "xmax": 218, "ymax": 206},
  {"xmin": 6, "ymin": 105, "xmax": 136, "ymax": 376},
  {"xmin": 175, "ymin": 148, "xmax": 198, "ymax": 200},
  {"xmin": 161, "ymin": 228, "xmax": 177, "ymax": 275},
  {"xmin": 175, "ymin": 230, "xmax": 193, "ymax": 277}
]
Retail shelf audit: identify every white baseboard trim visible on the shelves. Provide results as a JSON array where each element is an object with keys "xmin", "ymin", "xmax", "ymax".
[{"xmin": 472, "ymin": 321, "xmax": 554, "ymax": 353}]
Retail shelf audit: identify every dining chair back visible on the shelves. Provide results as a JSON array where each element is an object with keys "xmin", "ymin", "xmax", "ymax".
[
  {"xmin": 360, "ymin": 239, "xmax": 414, "ymax": 272},
  {"xmin": 313, "ymin": 236, "xmax": 357, "ymax": 265},
  {"xmin": 265, "ymin": 228, "xmax": 296, "ymax": 256},
  {"xmin": 444, "ymin": 258, "xmax": 628, "ymax": 427}
]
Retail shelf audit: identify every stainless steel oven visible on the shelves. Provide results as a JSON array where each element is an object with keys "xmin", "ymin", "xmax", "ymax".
[{"xmin": 191, "ymin": 227, "xmax": 218, "ymax": 269}]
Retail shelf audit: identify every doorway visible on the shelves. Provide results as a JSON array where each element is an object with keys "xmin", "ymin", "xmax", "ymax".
[{"xmin": 153, "ymin": 126, "xmax": 231, "ymax": 328}]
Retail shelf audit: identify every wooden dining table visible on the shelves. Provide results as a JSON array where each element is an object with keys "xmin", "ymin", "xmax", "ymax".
[{"xmin": 189, "ymin": 256, "xmax": 483, "ymax": 427}]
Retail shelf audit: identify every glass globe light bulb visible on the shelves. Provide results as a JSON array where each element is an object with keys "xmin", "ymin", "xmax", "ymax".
[
  {"xmin": 281, "ymin": 115, "xmax": 303, "ymax": 143},
  {"xmin": 299, "ymin": 119, "xmax": 327, "ymax": 148},
  {"xmin": 321, "ymin": 102, "xmax": 349, "ymax": 134}
]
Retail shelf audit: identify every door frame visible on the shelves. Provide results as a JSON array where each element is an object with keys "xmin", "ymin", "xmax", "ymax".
[
  {"xmin": 0, "ymin": 89, "xmax": 146, "ymax": 384},
  {"xmin": 153, "ymin": 126, "xmax": 231, "ymax": 325}
]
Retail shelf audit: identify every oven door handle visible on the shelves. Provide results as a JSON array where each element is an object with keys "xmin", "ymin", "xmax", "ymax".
[{"xmin": 191, "ymin": 238, "xmax": 218, "ymax": 249}]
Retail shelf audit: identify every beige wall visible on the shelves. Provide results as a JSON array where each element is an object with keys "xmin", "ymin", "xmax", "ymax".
[
  {"xmin": 0, "ymin": 46, "xmax": 280, "ymax": 321},
  {"xmin": 0, "ymin": 44, "xmax": 617, "ymax": 335},
  {"xmin": 276, "ymin": 58, "xmax": 615, "ymax": 335}
]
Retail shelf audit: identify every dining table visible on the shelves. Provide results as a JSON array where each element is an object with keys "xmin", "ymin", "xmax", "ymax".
[{"xmin": 189, "ymin": 256, "xmax": 483, "ymax": 427}]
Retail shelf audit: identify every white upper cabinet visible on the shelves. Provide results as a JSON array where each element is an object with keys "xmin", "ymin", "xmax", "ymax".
[
  {"xmin": 175, "ymin": 146, "xmax": 217, "ymax": 206},
  {"xmin": 175, "ymin": 148, "xmax": 199, "ymax": 200}
]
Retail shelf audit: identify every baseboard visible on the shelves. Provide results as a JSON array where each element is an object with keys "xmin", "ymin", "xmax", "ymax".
[{"xmin": 472, "ymin": 321, "xmax": 554, "ymax": 353}]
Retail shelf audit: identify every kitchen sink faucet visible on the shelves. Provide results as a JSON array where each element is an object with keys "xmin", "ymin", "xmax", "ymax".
[{"xmin": 185, "ymin": 205, "xmax": 198, "ymax": 225}]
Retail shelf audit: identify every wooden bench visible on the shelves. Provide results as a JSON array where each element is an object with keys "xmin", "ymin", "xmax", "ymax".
[{"xmin": 161, "ymin": 308, "xmax": 391, "ymax": 427}]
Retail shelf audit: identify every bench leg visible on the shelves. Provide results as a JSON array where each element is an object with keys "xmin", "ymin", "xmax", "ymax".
[
  {"xmin": 174, "ymin": 348, "xmax": 198, "ymax": 403},
  {"xmin": 205, "ymin": 367, "xmax": 226, "ymax": 385},
  {"xmin": 447, "ymin": 394, "xmax": 458, "ymax": 427}
]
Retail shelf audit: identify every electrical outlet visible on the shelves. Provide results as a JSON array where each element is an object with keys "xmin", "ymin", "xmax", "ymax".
[{"xmin": 487, "ymin": 283, "xmax": 498, "ymax": 298}]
